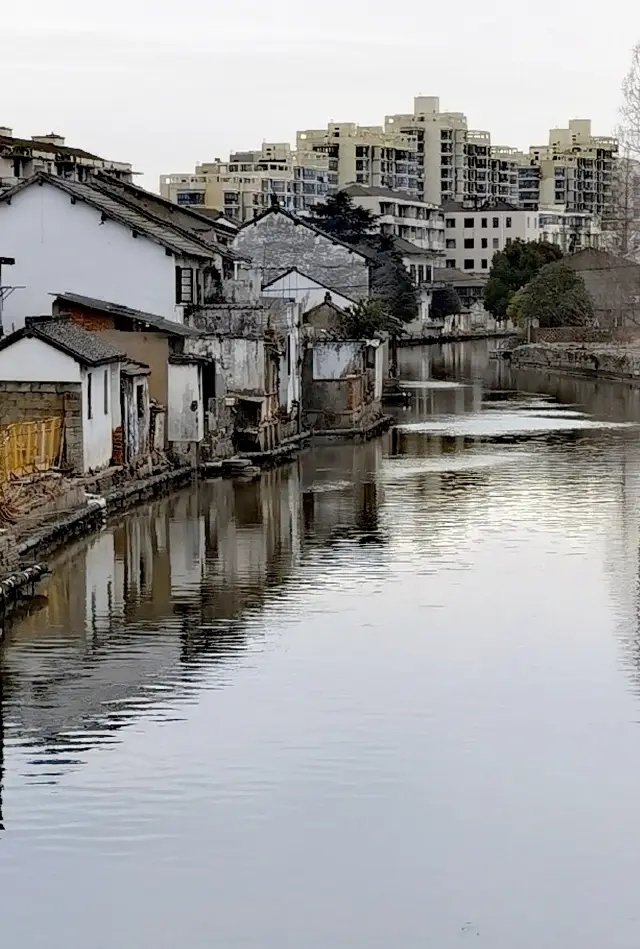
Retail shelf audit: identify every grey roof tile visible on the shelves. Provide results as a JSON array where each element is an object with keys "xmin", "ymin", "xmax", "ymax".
[
  {"xmin": 53, "ymin": 292, "xmax": 202, "ymax": 337},
  {"xmin": 30, "ymin": 318, "xmax": 125, "ymax": 365}
]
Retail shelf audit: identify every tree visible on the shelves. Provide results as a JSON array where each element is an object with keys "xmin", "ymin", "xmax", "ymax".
[
  {"xmin": 308, "ymin": 191, "xmax": 377, "ymax": 243},
  {"xmin": 337, "ymin": 299, "xmax": 401, "ymax": 338},
  {"xmin": 431, "ymin": 287, "xmax": 461, "ymax": 320},
  {"xmin": 370, "ymin": 235, "xmax": 419, "ymax": 324},
  {"xmin": 483, "ymin": 239, "xmax": 563, "ymax": 318},
  {"xmin": 518, "ymin": 262, "xmax": 594, "ymax": 327},
  {"xmin": 505, "ymin": 286, "xmax": 527, "ymax": 326},
  {"xmin": 603, "ymin": 45, "xmax": 640, "ymax": 259}
]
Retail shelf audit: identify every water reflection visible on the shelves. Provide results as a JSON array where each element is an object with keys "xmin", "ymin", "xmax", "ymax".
[{"xmin": 5, "ymin": 343, "xmax": 640, "ymax": 948}]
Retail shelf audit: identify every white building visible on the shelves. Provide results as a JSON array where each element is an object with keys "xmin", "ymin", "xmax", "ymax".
[
  {"xmin": 341, "ymin": 183, "xmax": 445, "ymax": 254},
  {"xmin": 443, "ymin": 200, "xmax": 540, "ymax": 272},
  {"xmin": 0, "ymin": 317, "xmax": 125, "ymax": 472},
  {"xmin": 261, "ymin": 268, "xmax": 356, "ymax": 311},
  {"xmin": 0, "ymin": 128, "xmax": 133, "ymax": 191},
  {"xmin": 538, "ymin": 207, "xmax": 602, "ymax": 254},
  {"xmin": 0, "ymin": 172, "xmax": 250, "ymax": 334}
]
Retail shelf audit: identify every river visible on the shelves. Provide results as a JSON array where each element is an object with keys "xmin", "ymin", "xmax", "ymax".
[{"xmin": 3, "ymin": 340, "xmax": 640, "ymax": 947}]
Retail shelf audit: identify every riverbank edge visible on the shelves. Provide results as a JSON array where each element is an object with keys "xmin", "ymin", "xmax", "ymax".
[
  {"xmin": 510, "ymin": 342, "xmax": 640, "ymax": 384},
  {"xmin": 399, "ymin": 331, "xmax": 515, "ymax": 348}
]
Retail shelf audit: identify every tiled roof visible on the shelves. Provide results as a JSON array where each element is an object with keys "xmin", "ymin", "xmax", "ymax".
[
  {"xmin": 342, "ymin": 183, "xmax": 440, "ymax": 209},
  {"xmin": 52, "ymin": 292, "xmax": 202, "ymax": 337},
  {"xmin": 0, "ymin": 133, "xmax": 102, "ymax": 161},
  {"xmin": 238, "ymin": 205, "xmax": 375, "ymax": 261},
  {"xmin": 0, "ymin": 318, "xmax": 126, "ymax": 365},
  {"xmin": 0, "ymin": 174, "xmax": 224, "ymax": 260}
]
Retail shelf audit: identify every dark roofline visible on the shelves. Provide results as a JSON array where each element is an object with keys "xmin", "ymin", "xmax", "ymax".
[
  {"xmin": 0, "ymin": 174, "xmax": 234, "ymax": 261},
  {"xmin": 91, "ymin": 172, "xmax": 238, "ymax": 234},
  {"xmin": 237, "ymin": 205, "xmax": 374, "ymax": 262},
  {"xmin": 341, "ymin": 183, "xmax": 441, "ymax": 209},
  {"xmin": 51, "ymin": 292, "xmax": 203, "ymax": 337},
  {"xmin": 0, "ymin": 322, "xmax": 123, "ymax": 366}
]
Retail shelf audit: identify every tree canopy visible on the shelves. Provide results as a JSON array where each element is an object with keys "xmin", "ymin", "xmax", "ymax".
[
  {"xmin": 483, "ymin": 239, "xmax": 563, "ymax": 318},
  {"xmin": 337, "ymin": 298, "xmax": 402, "ymax": 338},
  {"xmin": 308, "ymin": 191, "xmax": 377, "ymax": 243},
  {"xmin": 309, "ymin": 193, "xmax": 418, "ymax": 324},
  {"xmin": 516, "ymin": 261, "xmax": 594, "ymax": 327},
  {"xmin": 431, "ymin": 286, "xmax": 462, "ymax": 320}
]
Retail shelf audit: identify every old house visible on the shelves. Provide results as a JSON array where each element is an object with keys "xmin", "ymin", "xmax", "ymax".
[
  {"xmin": 261, "ymin": 267, "xmax": 356, "ymax": 311},
  {"xmin": 0, "ymin": 317, "xmax": 129, "ymax": 474},
  {"xmin": 234, "ymin": 206, "xmax": 372, "ymax": 303},
  {"xmin": 0, "ymin": 172, "xmax": 253, "ymax": 334},
  {"xmin": 51, "ymin": 293, "xmax": 233, "ymax": 462},
  {"xmin": 301, "ymin": 299, "xmax": 386, "ymax": 437},
  {"xmin": 185, "ymin": 300, "xmax": 301, "ymax": 452},
  {"xmin": 566, "ymin": 249, "xmax": 640, "ymax": 327}
]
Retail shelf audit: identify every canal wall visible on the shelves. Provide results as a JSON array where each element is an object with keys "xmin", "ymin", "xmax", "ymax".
[{"xmin": 510, "ymin": 343, "xmax": 640, "ymax": 383}]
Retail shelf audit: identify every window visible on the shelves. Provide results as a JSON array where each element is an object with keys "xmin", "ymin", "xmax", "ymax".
[
  {"xmin": 418, "ymin": 265, "xmax": 425, "ymax": 283},
  {"xmin": 87, "ymin": 372, "xmax": 93, "ymax": 420},
  {"xmin": 481, "ymin": 217, "xmax": 488, "ymax": 228},
  {"xmin": 176, "ymin": 266, "xmax": 194, "ymax": 304},
  {"xmin": 446, "ymin": 218, "xmax": 456, "ymax": 228},
  {"xmin": 481, "ymin": 238, "xmax": 488, "ymax": 248},
  {"xmin": 446, "ymin": 238, "xmax": 456, "ymax": 249},
  {"xmin": 103, "ymin": 368, "xmax": 109, "ymax": 415},
  {"xmin": 464, "ymin": 217, "xmax": 474, "ymax": 228},
  {"xmin": 506, "ymin": 217, "xmax": 512, "ymax": 228},
  {"xmin": 446, "ymin": 259, "xmax": 456, "ymax": 268},
  {"xmin": 410, "ymin": 264, "xmax": 417, "ymax": 281},
  {"xmin": 492, "ymin": 238, "xmax": 499, "ymax": 248},
  {"xmin": 481, "ymin": 259, "xmax": 488, "ymax": 269},
  {"xmin": 492, "ymin": 217, "xmax": 499, "ymax": 228},
  {"xmin": 464, "ymin": 259, "xmax": 474, "ymax": 270},
  {"xmin": 136, "ymin": 383, "xmax": 145, "ymax": 418},
  {"xmin": 505, "ymin": 237, "xmax": 512, "ymax": 246},
  {"xmin": 177, "ymin": 191, "xmax": 205, "ymax": 205},
  {"xmin": 464, "ymin": 238, "xmax": 474, "ymax": 249}
]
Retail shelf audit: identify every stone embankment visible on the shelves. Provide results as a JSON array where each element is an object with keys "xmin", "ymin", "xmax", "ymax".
[{"xmin": 510, "ymin": 342, "xmax": 640, "ymax": 383}]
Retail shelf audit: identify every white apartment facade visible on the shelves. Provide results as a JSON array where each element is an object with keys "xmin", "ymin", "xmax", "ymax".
[
  {"xmin": 341, "ymin": 184, "xmax": 445, "ymax": 254},
  {"xmin": 538, "ymin": 207, "xmax": 601, "ymax": 253},
  {"xmin": 160, "ymin": 143, "xmax": 334, "ymax": 223},
  {"xmin": 0, "ymin": 127, "xmax": 133, "ymax": 191},
  {"xmin": 443, "ymin": 202, "xmax": 539, "ymax": 272},
  {"xmin": 296, "ymin": 123, "xmax": 420, "ymax": 197}
]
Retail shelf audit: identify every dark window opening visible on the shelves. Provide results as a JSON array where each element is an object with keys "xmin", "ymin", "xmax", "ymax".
[
  {"xmin": 103, "ymin": 368, "xmax": 109, "ymax": 414},
  {"xmin": 464, "ymin": 238, "xmax": 474, "ymax": 249},
  {"xmin": 87, "ymin": 372, "xmax": 93, "ymax": 419},
  {"xmin": 136, "ymin": 383, "xmax": 145, "ymax": 418}
]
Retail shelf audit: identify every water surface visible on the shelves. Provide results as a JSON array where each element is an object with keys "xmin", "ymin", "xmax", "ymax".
[{"xmin": 3, "ymin": 341, "xmax": 640, "ymax": 947}]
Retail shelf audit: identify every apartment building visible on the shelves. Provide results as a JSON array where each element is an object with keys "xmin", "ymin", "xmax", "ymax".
[
  {"xmin": 341, "ymin": 184, "xmax": 445, "ymax": 255},
  {"xmin": 443, "ymin": 201, "xmax": 539, "ymax": 272},
  {"xmin": 296, "ymin": 123, "xmax": 420, "ymax": 197},
  {"xmin": 538, "ymin": 207, "xmax": 601, "ymax": 253},
  {"xmin": 0, "ymin": 127, "xmax": 133, "ymax": 190},
  {"xmin": 160, "ymin": 143, "xmax": 333, "ymax": 223},
  {"xmin": 516, "ymin": 120, "xmax": 618, "ymax": 216}
]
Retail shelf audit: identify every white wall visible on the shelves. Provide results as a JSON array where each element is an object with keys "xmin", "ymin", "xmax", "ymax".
[
  {"xmin": 82, "ymin": 364, "xmax": 115, "ymax": 472},
  {"xmin": 313, "ymin": 341, "xmax": 363, "ymax": 380},
  {"xmin": 168, "ymin": 362, "xmax": 204, "ymax": 442},
  {"xmin": 0, "ymin": 182, "xmax": 183, "ymax": 331},
  {"xmin": 0, "ymin": 336, "xmax": 81, "ymax": 381},
  {"xmin": 262, "ymin": 270, "xmax": 355, "ymax": 310},
  {"xmin": 374, "ymin": 345, "xmax": 384, "ymax": 400},
  {"xmin": 445, "ymin": 209, "xmax": 540, "ymax": 273}
]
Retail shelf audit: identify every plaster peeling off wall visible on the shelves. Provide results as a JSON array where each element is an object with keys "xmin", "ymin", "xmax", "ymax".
[
  {"xmin": 167, "ymin": 362, "xmax": 203, "ymax": 442},
  {"xmin": 312, "ymin": 341, "xmax": 363, "ymax": 380}
]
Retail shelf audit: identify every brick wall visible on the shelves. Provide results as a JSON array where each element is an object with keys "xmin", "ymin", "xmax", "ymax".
[{"xmin": 0, "ymin": 381, "xmax": 84, "ymax": 473}]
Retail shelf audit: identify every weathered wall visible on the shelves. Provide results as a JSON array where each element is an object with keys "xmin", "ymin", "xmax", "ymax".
[
  {"xmin": 234, "ymin": 211, "xmax": 370, "ymax": 301},
  {"xmin": 511, "ymin": 342, "xmax": 640, "ymax": 381},
  {"xmin": 312, "ymin": 341, "xmax": 364, "ymax": 380},
  {"xmin": 0, "ymin": 529, "xmax": 19, "ymax": 577},
  {"xmin": 262, "ymin": 270, "xmax": 355, "ymax": 309},
  {"xmin": 167, "ymin": 362, "xmax": 203, "ymax": 443},
  {"xmin": 0, "ymin": 381, "xmax": 84, "ymax": 472},
  {"xmin": 82, "ymin": 365, "xmax": 116, "ymax": 472},
  {"xmin": 302, "ymin": 349, "xmax": 382, "ymax": 432},
  {"xmin": 0, "ymin": 183, "xmax": 182, "ymax": 330},
  {"xmin": 186, "ymin": 335, "xmax": 266, "ymax": 393},
  {"xmin": 531, "ymin": 326, "xmax": 640, "ymax": 345},
  {"xmin": 122, "ymin": 374, "xmax": 150, "ymax": 463},
  {"xmin": 0, "ymin": 335, "xmax": 81, "ymax": 382}
]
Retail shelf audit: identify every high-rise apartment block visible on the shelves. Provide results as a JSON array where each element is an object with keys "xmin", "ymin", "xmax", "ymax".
[
  {"xmin": 296, "ymin": 123, "xmax": 420, "ymax": 196},
  {"xmin": 160, "ymin": 143, "xmax": 333, "ymax": 223},
  {"xmin": 515, "ymin": 119, "xmax": 617, "ymax": 216},
  {"xmin": 160, "ymin": 103, "xmax": 618, "ymax": 229}
]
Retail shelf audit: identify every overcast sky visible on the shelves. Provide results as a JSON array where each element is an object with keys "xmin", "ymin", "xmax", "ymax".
[{"xmin": 2, "ymin": 0, "xmax": 637, "ymax": 191}]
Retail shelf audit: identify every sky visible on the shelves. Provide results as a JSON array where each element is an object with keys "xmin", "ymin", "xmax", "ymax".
[{"xmin": 1, "ymin": 0, "xmax": 638, "ymax": 191}]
